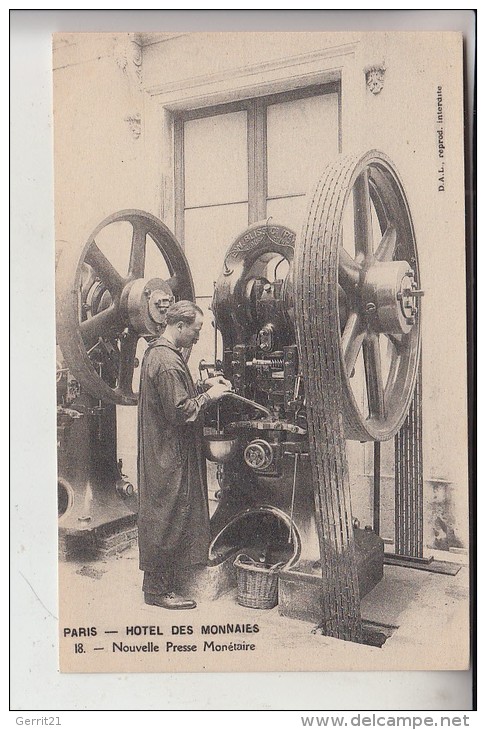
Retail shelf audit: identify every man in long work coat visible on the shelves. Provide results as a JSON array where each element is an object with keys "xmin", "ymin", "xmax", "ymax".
[{"xmin": 137, "ymin": 300, "xmax": 232, "ymax": 610}]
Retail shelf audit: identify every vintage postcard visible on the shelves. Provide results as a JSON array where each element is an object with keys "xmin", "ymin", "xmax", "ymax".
[{"xmin": 54, "ymin": 30, "xmax": 470, "ymax": 673}]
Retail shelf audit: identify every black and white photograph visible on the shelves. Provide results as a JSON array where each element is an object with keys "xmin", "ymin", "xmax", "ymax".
[
  {"xmin": 10, "ymin": 7, "xmax": 478, "ymax": 717},
  {"xmin": 51, "ymin": 28, "xmax": 471, "ymax": 676}
]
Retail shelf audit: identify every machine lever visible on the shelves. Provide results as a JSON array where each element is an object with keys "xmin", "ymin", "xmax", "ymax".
[{"xmin": 220, "ymin": 392, "xmax": 272, "ymax": 418}]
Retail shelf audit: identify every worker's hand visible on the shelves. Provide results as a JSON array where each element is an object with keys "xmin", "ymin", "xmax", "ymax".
[
  {"xmin": 204, "ymin": 375, "xmax": 233, "ymax": 389},
  {"xmin": 206, "ymin": 382, "xmax": 233, "ymax": 402}
]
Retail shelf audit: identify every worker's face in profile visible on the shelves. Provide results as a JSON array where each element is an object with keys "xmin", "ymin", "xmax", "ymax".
[{"xmin": 177, "ymin": 313, "xmax": 204, "ymax": 348}]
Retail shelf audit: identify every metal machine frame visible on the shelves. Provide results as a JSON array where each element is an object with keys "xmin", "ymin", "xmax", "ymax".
[{"xmin": 56, "ymin": 151, "xmax": 430, "ymax": 642}]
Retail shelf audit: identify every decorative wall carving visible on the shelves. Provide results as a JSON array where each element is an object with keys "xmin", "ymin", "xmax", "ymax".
[
  {"xmin": 115, "ymin": 33, "xmax": 143, "ymax": 138},
  {"xmin": 124, "ymin": 113, "xmax": 142, "ymax": 140},
  {"xmin": 364, "ymin": 64, "xmax": 386, "ymax": 95}
]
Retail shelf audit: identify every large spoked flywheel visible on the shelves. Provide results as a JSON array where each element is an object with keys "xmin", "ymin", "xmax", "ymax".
[
  {"xmin": 56, "ymin": 210, "xmax": 195, "ymax": 405},
  {"xmin": 295, "ymin": 151, "xmax": 423, "ymax": 442}
]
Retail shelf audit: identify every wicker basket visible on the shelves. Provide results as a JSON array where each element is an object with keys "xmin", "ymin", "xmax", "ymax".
[{"xmin": 233, "ymin": 554, "xmax": 283, "ymax": 609}]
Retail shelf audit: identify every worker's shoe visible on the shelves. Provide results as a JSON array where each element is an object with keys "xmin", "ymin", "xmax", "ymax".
[{"xmin": 144, "ymin": 592, "xmax": 197, "ymax": 610}]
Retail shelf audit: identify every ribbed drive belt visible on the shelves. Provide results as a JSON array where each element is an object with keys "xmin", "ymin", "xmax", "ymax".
[{"xmin": 294, "ymin": 154, "xmax": 363, "ymax": 643}]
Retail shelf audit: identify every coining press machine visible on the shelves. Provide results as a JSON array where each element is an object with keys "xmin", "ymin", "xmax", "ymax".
[{"xmin": 57, "ymin": 151, "xmax": 428, "ymax": 641}]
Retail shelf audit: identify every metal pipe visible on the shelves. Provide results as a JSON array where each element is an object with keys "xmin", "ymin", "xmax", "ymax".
[
  {"xmin": 220, "ymin": 391, "xmax": 272, "ymax": 418},
  {"xmin": 288, "ymin": 453, "xmax": 299, "ymax": 543}
]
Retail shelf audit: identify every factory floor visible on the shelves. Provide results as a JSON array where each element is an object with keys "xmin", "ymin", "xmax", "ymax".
[{"xmin": 58, "ymin": 541, "xmax": 470, "ymax": 678}]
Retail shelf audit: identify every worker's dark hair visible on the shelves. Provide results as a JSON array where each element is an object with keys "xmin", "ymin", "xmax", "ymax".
[{"xmin": 165, "ymin": 300, "xmax": 204, "ymax": 326}]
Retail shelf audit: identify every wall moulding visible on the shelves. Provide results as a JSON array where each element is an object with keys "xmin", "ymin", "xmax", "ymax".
[
  {"xmin": 143, "ymin": 42, "xmax": 358, "ymax": 110},
  {"xmin": 53, "ymin": 33, "xmax": 117, "ymax": 70}
]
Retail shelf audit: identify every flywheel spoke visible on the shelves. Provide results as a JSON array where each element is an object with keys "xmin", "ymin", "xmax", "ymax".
[
  {"xmin": 386, "ymin": 332, "xmax": 404, "ymax": 354},
  {"xmin": 363, "ymin": 334, "xmax": 386, "ymax": 420},
  {"xmin": 341, "ymin": 311, "xmax": 365, "ymax": 376},
  {"xmin": 384, "ymin": 340, "xmax": 401, "ymax": 398},
  {"xmin": 79, "ymin": 306, "xmax": 119, "ymax": 349},
  {"xmin": 84, "ymin": 243, "xmax": 125, "ymax": 297},
  {"xmin": 117, "ymin": 330, "xmax": 138, "ymax": 396},
  {"xmin": 353, "ymin": 169, "xmax": 374, "ymax": 257},
  {"xmin": 128, "ymin": 221, "xmax": 147, "ymax": 279},
  {"xmin": 375, "ymin": 224, "xmax": 397, "ymax": 262},
  {"xmin": 338, "ymin": 248, "xmax": 361, "ymax": 295}
]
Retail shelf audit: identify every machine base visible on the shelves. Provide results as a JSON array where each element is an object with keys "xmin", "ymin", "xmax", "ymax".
[
  {"xmin": 384, "ymin": 552, "xmax": 462, "ymax": 575},
  {"xmin": 278, "ymin": 529, "xmax": 384, "ymax": 624},
  {"xmin": 58, "ymin": 516, "xmax": 138, "ymax": 561},
  {"xmin": 175, "ymin": 528, "xmax": 384, "ymax": 629}
]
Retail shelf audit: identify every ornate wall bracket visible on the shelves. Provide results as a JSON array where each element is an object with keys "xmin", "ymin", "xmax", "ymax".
[
  {"xmin": 124, "ymin": 113, "xmax": 142, "ymax": 140},
  {"xmin": 364, "ymin": 64, "xmax": 386, "ymax": 95},
  {"xmin": 115, "ymin": 33, "xmax": 143, "ymax": 138}
]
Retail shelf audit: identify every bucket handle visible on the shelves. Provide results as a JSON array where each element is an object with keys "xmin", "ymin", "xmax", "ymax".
[{"xmin": 233, "ymin": 553, "xmax": 286, "ymax": 573}]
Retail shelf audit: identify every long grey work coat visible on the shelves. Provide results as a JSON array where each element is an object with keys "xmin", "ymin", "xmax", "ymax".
[{"xmin": 137, "ymin": 337, "xmax": 210, "ymax": 573}]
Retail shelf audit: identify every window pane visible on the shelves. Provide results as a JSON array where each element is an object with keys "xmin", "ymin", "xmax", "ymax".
[
  {"xmin": 184, "ymin": 111, "xmax": 248, "ymax": 208},
  {"xmin": 184, "ymin": 203, "xmax": 249, "ymax": 296},
  {"xmin": 267, "ymin": 93, "xmax": 339, "ymax": 198},
  {"xmin": 266, "ymin": 195, "xmax": 307, "ymax": 236}
]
